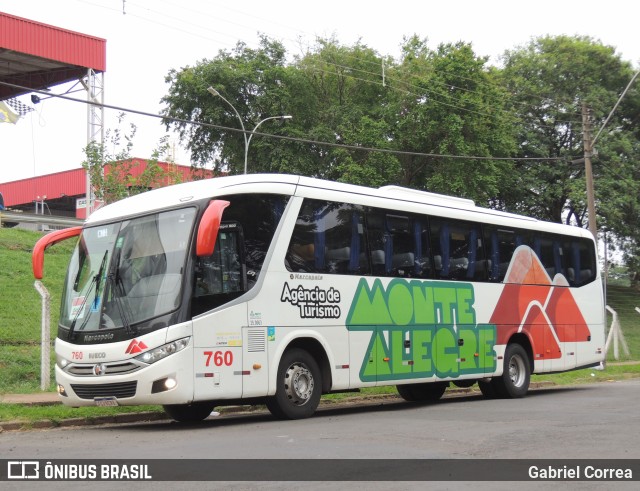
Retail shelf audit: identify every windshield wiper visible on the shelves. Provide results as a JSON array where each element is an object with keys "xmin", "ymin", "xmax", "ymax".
[
  {"xmin": 72, "ymin": 254, "xmax": 86, "ymax": 291},
  {"xmin": 68, "ymin": 250, "xmax": 109, "ymax": 340},
  {"xmin": 105, "ymin": 247, "xmax": 135, "ymax": 336}
]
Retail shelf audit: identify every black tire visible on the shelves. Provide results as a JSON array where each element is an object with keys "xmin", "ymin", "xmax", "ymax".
[
  {"xmin": 478, "ymin": 379, "xmax": 498, "ymax": 398},
  {"xmin": 396, "ymin": 382, "xmax": 448, "ymax": 402},
  {"xmin": 163, "ymin": 402, "xmax": 215, "ymax": 422},
  {"xmin": 452, "ymin": 379, "xmax": 476, "ymax": 389},
  {"xmin": 266, "ymin": 348, "xmax": 322, "ymax": 420},
  {"xmin": 492, "ymin": 343, "xmax": 530, "ymax": 398}
]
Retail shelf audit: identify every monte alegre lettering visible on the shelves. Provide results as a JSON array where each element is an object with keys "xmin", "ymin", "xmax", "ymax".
[{"xmin": 347, "ymin": 278, "xmax": 497, "ymax": 381}]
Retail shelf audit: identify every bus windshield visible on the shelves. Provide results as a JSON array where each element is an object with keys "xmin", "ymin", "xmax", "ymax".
[{"xmin": 59, "ymin": 208, "xmax": 197, "ymax": 339}]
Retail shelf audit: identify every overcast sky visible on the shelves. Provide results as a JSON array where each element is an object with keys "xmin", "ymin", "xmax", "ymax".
[{"xmin": 1, "ymin": 0, "xmax": 639, "ymax": 184}]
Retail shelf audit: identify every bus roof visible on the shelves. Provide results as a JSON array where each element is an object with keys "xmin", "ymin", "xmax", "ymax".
[{"xmin": 86, "ymin": 174, "xmax": 592, "ymax": 240}]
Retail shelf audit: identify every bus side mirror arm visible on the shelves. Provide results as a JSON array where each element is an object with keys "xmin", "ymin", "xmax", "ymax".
[
  {"xmin": 32, "ymin": 226, "xmax": 83, "ymax": 279},
  {"xmin": 196, "ymin": 200, "xmax": 231, "ymax": 257}
]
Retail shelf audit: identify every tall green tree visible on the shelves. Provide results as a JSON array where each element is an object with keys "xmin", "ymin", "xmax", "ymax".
[
  {"xmin": 500, "ymin": 35, "xmax": 640, "ymax": 284},
  {"xmin": 384, "ymin": 37, "xmax": 517, "ymax": 202},
  {"xmin": 160, "ymin": 35, "xmax": 516, "ymax": 197},
  {"xmin": 294, "ymin": 37, "xmax": 399, "ymax": 184},
  {"xmin": 161, "ymin": 36, "xmax": 300, "ymax": 174},
  {"xmin": 499, "ymin": 35, "xmax": 636, "ymax": 224}
]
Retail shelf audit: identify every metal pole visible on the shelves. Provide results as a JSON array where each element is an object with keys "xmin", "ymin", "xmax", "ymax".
[
  {"xmin": 246, "ymin": 115, "xmax": 292, "ymax": 172},
  {"xmin": 603, "ymin": 230, "xmax": 608, "ymax": 322},
  {"xmin": 581, "ymin": 70, "xmax": 640, "ymax": 242},
  {"xmin": 207, "ymin": 87, "xmax": 248, "ymax": 173},
  {"xmin": 34, "ymin": 280, "xmax": 51, "ymax": 391},
  {"xmin": 86, "ymin": 69, "xmax": 93, "ymax": 218},
  {"xmin": 582, "ymin": 103, "xmax": 597, "ymax": 240}
]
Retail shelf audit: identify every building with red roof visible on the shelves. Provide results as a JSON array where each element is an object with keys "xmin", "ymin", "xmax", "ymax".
[{"xmin": 0, "ymin": 159, "xmax": 210, "ymax": 219}]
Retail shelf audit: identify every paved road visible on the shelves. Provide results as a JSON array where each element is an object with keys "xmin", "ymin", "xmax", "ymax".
[{"xmin": 2, "ymin": 380, "xmax": 639, "ymax": 489}]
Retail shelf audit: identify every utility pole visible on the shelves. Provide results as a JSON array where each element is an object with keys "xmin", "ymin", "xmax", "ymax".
[
  {"xmin": 581, "ymin": 69, "xmax": 640, "ymax": 242},
  {"xmin": 582, "ymin": 103, "xmax": 597, "ymax": 240}
]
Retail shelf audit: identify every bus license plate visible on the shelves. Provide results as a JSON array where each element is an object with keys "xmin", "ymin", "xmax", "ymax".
[{"xmin": 94, "ymin": 397, "xmax": 119, "ymax": 407}]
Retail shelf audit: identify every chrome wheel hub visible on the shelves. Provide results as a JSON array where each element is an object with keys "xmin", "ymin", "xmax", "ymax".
[{"xmin": 284, "ymin": 362, "xmax": 314, "ymax": 406}]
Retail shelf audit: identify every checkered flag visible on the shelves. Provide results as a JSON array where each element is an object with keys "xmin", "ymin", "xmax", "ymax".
[{"xmin": 5, "ymin": 97, "xmax": 35, "ymax": 116}]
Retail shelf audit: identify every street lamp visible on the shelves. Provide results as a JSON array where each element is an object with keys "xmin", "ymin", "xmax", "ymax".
[
  {"xmin": 207, "ymin": 87, "xmax": 292, "ymax": 174},
  {"xmin": 246, "ymin": 115, "xmax": 293, "ymax": 174}
]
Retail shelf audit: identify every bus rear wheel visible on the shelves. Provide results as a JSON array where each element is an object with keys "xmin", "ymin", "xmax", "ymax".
[
  {"xmin": 493, "ymin": 343, "xmax": 530, "ymax": 398},
  {"xmin": 163, "ymin": 402, "xmax": 215, "ymax": 422},
  {"xmin": 266, "ymin": 348, "xmax": 322, "ymax": 420},
  {"xmin": 396, "ymin": 382, "xmax": 448, "ymax": 402}
]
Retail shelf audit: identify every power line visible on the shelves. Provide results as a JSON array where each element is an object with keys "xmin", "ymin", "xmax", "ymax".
[
  {"xmin": 77, "ymin": 0, "xmax": 248, "ymax": 48},
  {"xmin": 79, "ymin": 0, "xmax": 582, "ymax": 129},
  {"xmin": 75, "ymin": 0, "xmax": 586, "ymax": 132},
  {"xmin": 303, "ymin": 63, "xmax": 581, "ymax": 133},
  {"xmin": 0, "ymin": 80, "xmax": 567, "ymax": 163},
  {"xmin": 316, "ymin": 55, "xmax": 583, "ymax": 127},
  {"xmin": 305, "ymin": 63, "xmax": 522, "ymax": 125}
]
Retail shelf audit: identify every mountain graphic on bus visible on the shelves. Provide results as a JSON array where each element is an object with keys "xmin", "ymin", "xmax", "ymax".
[{"xmin": 490, "ymin": 245, "xmax": 592, "ymax": 359}]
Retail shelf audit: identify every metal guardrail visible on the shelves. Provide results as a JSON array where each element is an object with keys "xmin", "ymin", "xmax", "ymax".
[{"xmin": 0, "ymin": 211, "xmax": 84, "ymax": 228}]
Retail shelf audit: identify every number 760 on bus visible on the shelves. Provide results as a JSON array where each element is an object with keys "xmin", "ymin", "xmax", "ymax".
[{"xmin": 203, "ymin": 350, "xmax": 233, "ymax": 367}]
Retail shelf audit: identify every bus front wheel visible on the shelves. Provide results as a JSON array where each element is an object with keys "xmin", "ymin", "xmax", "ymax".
[
  {"xmin": 163, "ymin": 402, "xmax": 215, "ymax": 422},
  {"xmin": 493, "ymin": 343, "xmax": 530, "ymax": 398},
  {"xmin": 266, "ymin": 348, "xmax": 322, "ymax": 420}
]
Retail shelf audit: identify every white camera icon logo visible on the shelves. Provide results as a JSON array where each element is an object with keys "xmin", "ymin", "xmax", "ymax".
[{"xmin": 7, "ymin": 461, "xmax": 40, "ymax": 479}]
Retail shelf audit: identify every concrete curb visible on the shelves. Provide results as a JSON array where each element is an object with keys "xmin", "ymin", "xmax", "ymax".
[
  {"xmin": 0, "ymin": 411, "xmax": 169, "ymax": 432},
  {"xmin": 0, "ymin": 392, "xmax": 61, "ymax": 406}
]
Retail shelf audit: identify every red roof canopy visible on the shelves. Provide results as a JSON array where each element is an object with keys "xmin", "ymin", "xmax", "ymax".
[
  {"xmin": 0, "ymin": 12, "xmax": 106, "ymax": 100},
  {"xmin": 0, "ymin": 160, "xmax": 208, "ymax": 208}
]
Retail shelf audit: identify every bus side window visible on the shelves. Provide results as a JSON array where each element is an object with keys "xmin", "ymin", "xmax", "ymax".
[
  {"xmin": 286, "ymin": 200, "xmax": 365, "ymax": 275},
  {"xmin": 485, "ymin": 226, "xmax": 518, "ymax": 283},
  {"xmin": 365, "ymin": 210, "xmax": 420, "ymax": 278},
  {"xmin": 563, "ymin": 239, "xmax": 596, "ymax": 286},
  {"xmin": 534, "ymin": 235, "xmax": 563, "ymax": 280},
  {"xmin": 192, "ymin": 225, "xmax": 245, "ymax": 316},
  {"xmin": 383, "ymin": 212, "xmax": 422, "ymax": 278},
  {"xmin": 286, "ymin": 201, "xmax": 321, "ymax": 273},
  {"xmin": 431, "ymin": 218, "xmax": 486, "ymax": 281},
  {"xmin": 227, "ymin": 194, "xmax": 289, "ymax": 287},
  {"xmin": 365, "ymin": 211, "xmax": 386, "ymax": 276},
  {"xmin": 385, "ymin": 214, "xmax": 414, "ymax": 278}
]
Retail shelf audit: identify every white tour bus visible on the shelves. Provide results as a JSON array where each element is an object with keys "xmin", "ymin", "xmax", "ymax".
[{"xmin": 33, "ymin": 174, "xmax": 605, "ymax": 422}]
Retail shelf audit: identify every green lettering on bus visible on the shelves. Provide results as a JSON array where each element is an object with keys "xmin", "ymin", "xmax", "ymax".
[{"xmin": 346, "ymin": 278, "xmax": 497, "ymax": 382}]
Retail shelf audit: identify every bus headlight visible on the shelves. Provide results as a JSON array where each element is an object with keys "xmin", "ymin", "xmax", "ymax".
[{"xmin": 134, "ymin": 337, "xmax": 190, "ymax": 365}]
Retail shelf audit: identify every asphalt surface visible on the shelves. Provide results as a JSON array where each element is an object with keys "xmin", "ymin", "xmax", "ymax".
[
  {"xmin": 0, "ymin": 384, "xmax": 495, "ymax": 431},
  {"xmin": 1, "ymin": 362, "xmax": 637, "ymax": 432},
  {"xmin": 0, "ymin": 381, "xmax": 562, "ymax": 432}
]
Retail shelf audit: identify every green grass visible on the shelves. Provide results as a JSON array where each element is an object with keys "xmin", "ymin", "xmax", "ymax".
[
  {"xmin": 0, "ymin": 227, "xmax": 73, "ymax": 393},
  {"xmin": 605, "ymin": 284, "xmax": 640, "ymax": 361},
  {"xmin": 0, "ymin": 403, "xmax": 163, "ymax": 426},
  {"xmin": 534, "ymin": 363, "xmax": 640, "ymax": 384}
]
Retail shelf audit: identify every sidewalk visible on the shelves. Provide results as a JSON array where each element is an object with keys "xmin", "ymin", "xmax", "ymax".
[
  {"xmin": 0, "ymin": 392, "xmax": 61, "ymax": 406},
  {"xmin": 0, "ymin": 392, "xmax": 169, "ymax": 432}
]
